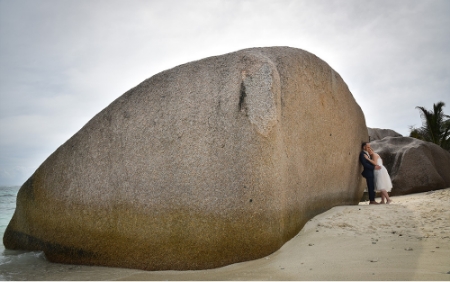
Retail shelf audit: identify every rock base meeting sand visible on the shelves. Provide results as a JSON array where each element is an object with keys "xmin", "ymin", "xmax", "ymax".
[
  {"xmin": 2, "ymin": 188, "xmax": 449, "ymax": 280},
  {"xmin": 116, "ymin": 188, "xmax": 450, "ymax": 281}
]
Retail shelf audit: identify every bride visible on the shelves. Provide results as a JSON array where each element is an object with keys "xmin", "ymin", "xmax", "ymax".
[{"xmin": 365, "ymin": 148, "xmax": 393, "ymax": 204}]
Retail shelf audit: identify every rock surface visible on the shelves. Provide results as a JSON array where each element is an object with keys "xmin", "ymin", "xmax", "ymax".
[
  {"xmin": 371, "ymin": 137, "xmax": 450, "ymax": 195},
  {"xmin": 368, "ymin": 127, "xmax": 402, "ymax": 141},
  {"xmin": 4, "ymin": 47, "xmax": 368, "ymax": 270}
]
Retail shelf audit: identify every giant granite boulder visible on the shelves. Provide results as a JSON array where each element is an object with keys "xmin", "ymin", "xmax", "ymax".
[
  {"xmin": 371, "ymin": 137, "xmax": 450, "ymax": 195},
  {"xmin": 368, "ymin": 127, "xmax": 402, "ymax": 141},
  {"xmin": 4, "ymin": 47, "xmax": 368, "ymax": 270}
]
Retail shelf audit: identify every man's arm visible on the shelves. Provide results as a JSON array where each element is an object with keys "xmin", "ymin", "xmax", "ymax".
[{"xmin": 360, "ymin": 153, "xmax": 375, "ymax": 170}]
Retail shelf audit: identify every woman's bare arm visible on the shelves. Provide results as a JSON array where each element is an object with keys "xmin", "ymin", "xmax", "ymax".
[{"xmin": 364, "ymin": 154, "xmax": 378, "ymax": 166}]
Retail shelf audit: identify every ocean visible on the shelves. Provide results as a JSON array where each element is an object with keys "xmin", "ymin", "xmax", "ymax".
[{"xmin": 0, "ymin": 186, "xmax": 139, "ymax": 280}]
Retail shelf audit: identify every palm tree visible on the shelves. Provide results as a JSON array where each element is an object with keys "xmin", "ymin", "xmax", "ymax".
[{"xmin": 409, "ymin": 101, "xmax": 450, "ymax": 151}]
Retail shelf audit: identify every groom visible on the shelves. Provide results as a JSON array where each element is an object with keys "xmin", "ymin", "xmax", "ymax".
[{"xmin": 360, "ymin": 142, "xmax": 381, "ymax": 204}]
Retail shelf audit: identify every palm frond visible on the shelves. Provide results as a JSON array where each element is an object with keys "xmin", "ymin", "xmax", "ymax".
[{"xmin": 411, "ymin": 101, "xmax": 450, "ymax": 151}]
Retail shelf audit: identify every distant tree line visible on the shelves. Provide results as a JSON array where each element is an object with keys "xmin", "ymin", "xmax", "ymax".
[{"xmin": 409, "ymin": 101, "xmax": 450, "ymax": 151}]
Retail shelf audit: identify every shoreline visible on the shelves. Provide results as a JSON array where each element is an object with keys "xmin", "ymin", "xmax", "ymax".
[{"xmin": 1, "ymin": 188, "xmax": 449, "ymax": 280}]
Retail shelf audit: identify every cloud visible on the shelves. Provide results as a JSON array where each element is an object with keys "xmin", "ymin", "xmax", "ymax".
[{"xmin": 1, "ymin": 0, "xmax": 449, "ymax": 185}]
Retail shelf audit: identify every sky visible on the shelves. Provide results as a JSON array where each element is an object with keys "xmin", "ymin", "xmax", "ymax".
[{"xmin": 0, "ymin": 0, "xmax": 449, "ymax": 186}]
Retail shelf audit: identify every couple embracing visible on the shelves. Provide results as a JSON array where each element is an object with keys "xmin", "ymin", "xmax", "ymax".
[{"xmin": 360, "ymin": 142, "xmax": 393, "ymax": 205}]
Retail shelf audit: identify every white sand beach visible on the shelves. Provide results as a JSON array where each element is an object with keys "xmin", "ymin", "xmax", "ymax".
[
  {"xmin": 2, "ymin": 188, "xmax": 449, "ymax": 280},
  {"xmin": 115, "ymin": 188, "xmax": 450, "ymax": 281}
]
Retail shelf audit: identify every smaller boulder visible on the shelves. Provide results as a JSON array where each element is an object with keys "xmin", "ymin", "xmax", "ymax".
[
  {"xmin": 371, "ymin": 137, "xmax": 450, "ymax": 195},
  {"xmin": 368, "ymin": 127, "xmax": 402, "ymax": 141}
]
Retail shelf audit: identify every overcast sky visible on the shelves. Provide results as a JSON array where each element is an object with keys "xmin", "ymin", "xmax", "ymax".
[{"xmin": 1, "ymin": 0, "xmax": 449, "ymax": 186}]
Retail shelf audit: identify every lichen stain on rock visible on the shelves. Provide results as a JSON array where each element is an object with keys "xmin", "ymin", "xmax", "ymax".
[{"xmin": 241, "ymin": 63, "xmax": 281, "ymax": 137}]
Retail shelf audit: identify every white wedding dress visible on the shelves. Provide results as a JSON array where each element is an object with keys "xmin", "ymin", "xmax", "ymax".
[{"xmin": 374, "ymin": 156, "xmax": 393, "ymax": 192}]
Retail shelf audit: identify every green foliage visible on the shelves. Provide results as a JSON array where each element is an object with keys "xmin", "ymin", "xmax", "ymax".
[{"xmin": 409, "ymin": 101, "xmax": 450, "ymax": 151}]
